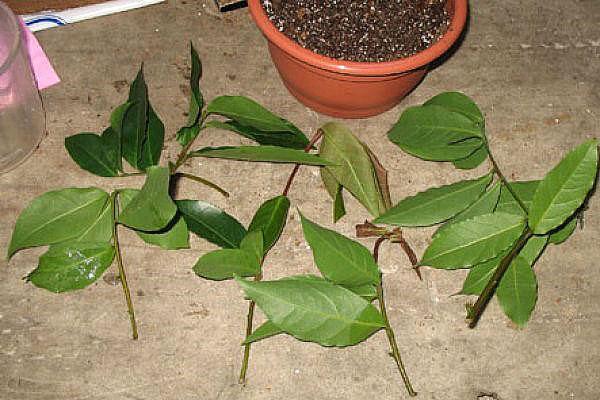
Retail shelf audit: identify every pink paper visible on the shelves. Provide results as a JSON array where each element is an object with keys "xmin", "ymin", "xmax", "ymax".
[{"xmin": 19, "ymin": 18, "xmax": 60, "ymax": 90}]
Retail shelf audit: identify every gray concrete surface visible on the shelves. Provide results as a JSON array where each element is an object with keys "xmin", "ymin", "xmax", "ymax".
[{"xmin": 1, "ymin": 0, "xmax": 599, "ymax": 399}]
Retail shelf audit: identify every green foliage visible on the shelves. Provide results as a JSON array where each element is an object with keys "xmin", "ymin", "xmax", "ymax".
[
  {"xmin": 236, "ymin": 275, "xmax": 385, "ymax": 347},
  {"xmin": 138, "ymin": 105, "xmax": 165, "ymax": 170},
  {"xmin": 119, "ymin": 189, "xmax": 189, "ymax": 250},
  {"xmin": 187, "ymin": 43, "xmax": 204, "ymax": 127},
  {"xmin": 388, "ymin": 105, "xmax": 484, "ymax": 161},
  {"xmin": 8, "ymin": 188, "xmax": 110, "ymax": 258},
  {"xmin": 496, "ymin": 256, "xmax": 538, "ymax": 327},
  {"xmin": 548, "ymin": 217, "xmax": 577, "ymax": 245},
  {"xmin": 421, "ymin": 212, "xmax": 526, "ymax": 269},
  {"xmin": 7, "ymin": 44, "xmax": 599, "ymax": 395},
  {"xmin": 319, "ymin": 122, "xmax": 388, "ymax": 218},
  {"xmin": 242, "ymin": 321, "xmax": 284, "ymax": 345},
  {"xmin": 247, "ymin": 196, "xmax": 290, "ymax": 253},
  {"xmin": 528, "ymin": 140, "xmax": 598, "ymax": 234},
  {"xmin": 206, "ymin": 95, "xmax": 309, "ymax": 148},
  {"xmin": 28, "ymin": 242, "xmax": 115, "ymax": 292},
  {"xmin": 375, "ymin": 173, "xmax": 492, "ymax": 227},
  {"xmin": 118, "ymin": 166, "xmax": 177, "ymax": 231},
  {"xmin": 193, "ymin": 230, "xmax": 265, "ymax": 281},
  {"xmin": 423, "ymin": 91, "xmax": 484, "ymax": 124},
  {"xmin": 299, "ymin": 212, "xmax": 380, "ymax": 286},
  {"xmin": 205, "ymin": 120, "xmax": 309, "ymax": 150},
  {"xmin": 392, "ymin": 92, "xmax": 598, "ymax": 328},
  {"xmin": 437, "ymin": 182, "xmax": 501, "ymax": 235},
  {"xmin": 177, "ymin": 200, "xmax": 246, "ymax": 249},
  {"xmin": 64, "ymin": 133, "xmax": 121, "ymax": 177},
  {"xmin": 320, "ymin": 168, "xmax": 346, "ymax": 222},
  {"xmin": 190, "ymin": 145, "xmax": 332, "ymax": 165}
]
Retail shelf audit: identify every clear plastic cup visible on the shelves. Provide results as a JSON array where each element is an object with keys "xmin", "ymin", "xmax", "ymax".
[{"xmin": 0, "ymin": 1, "xmax": 45, "ymax": 173}]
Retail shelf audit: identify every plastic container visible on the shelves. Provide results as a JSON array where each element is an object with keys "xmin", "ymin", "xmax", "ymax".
[
  {"xmin": 0, "ymin": 1, "xmax": 45, "ymax": 173},
  {"xmin": 248, "ymin": 0, "xmax": 468, "ymax": 118}
]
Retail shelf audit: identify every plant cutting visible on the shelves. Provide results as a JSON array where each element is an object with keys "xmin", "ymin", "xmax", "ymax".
[
  {"xmin": 191, "ymin": 120, "xmax": 420, "ymax": 395},
  {"xmin": 372, "ymin": 92, "xmax": 598, "ymax": 327},
  {"xmin": 5, "ymin": 44, "xmax": 329, "ymax": 340},
  {"xmin": 247, "ymin": 0, "xmax": 468, "ymax": 118}
]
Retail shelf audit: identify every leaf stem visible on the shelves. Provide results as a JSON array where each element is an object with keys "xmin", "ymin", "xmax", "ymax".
[
  {"xmin": 110, "ymin": 191, "xmax": 139, "ymax": 340},
  {"xmin": 239, "ymin": 272, "xmax": 262, "ymax": 384},
  {"xmin": 117, "ymin": 172, "xmax": 145, "ymax": 178},
  {"xmin": 282, "ymin": 129, "xmax": 324, "ymax": 196},
  {"xmin": 485, "ymin": 142, "xmax": 529, "ymax": 214},
  {"xmin": 373, "ymin": 238, "xmax": 417, "ymax": 397},
  {"xmin": 467, "ymin": 228, "xmax": 533, "ymax": 328},
  {"xmin": 173, "ymin": 172, "xmax": 229, "ymax": 197},
  {"xmin": 171, "ymin": 111, "xmax": 208, "ymax": 173}
]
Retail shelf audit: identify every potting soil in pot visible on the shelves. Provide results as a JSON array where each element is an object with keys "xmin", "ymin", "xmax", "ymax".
[{"xmin": 262, "ymin": 0, "xmax": 451, "ymax": 62}]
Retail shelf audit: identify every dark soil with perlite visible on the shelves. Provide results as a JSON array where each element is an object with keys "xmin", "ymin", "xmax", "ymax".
[{"xmin": 262, "ymin": 0, "xmax": 451, "ymax": 63}]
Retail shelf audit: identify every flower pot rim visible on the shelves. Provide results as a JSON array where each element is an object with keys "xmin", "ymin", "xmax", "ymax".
[{"xmin": 248, "ymin": 0, "xmax": 468, "ymax": 77}]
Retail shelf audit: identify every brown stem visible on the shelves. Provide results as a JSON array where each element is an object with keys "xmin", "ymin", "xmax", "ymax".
[
  {"xmin": 467, "ymin": 228, "xmax": 533, "ymax": 328},
  {"xmin": 357, "ymin": 222, "xmax": 422, "ymax": 280},
  {"xmin": 393, "ymin": 234, "xmax": 422, "ymax": 281},
  {"xmin": 373, "ymin": 238, "xmax": 417, "ymax": 397},
  {"xmin": 282, "ymin": 129, "xmax": 324, "ymax": 196}
]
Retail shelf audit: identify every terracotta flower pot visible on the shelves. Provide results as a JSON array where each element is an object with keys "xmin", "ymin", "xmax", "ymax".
[{"xmin": 248, "ymin": 0, "xmax": 468, "ymax": 118}]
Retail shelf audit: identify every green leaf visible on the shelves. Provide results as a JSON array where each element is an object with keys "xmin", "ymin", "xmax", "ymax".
[
  {"xmin": 320, "ymin": 168, "xmax": 346, "ymax": 222},
  {"xmin": 495, "ymin": 181, "xmax": 540, "ymax": 216},
  {"xmin": 421, "ymin": 212, "xmax": 526, "ymax": 269},
  {"xmin": 460, "ymin": 235, "xmax": 546, "ymax": 295},
  {"xmin": 118, "ymin": 166, "xmax": 176, "ymax": 231},
  {"xmin": 248, "ymin": 195, "xmax": 290, "ymax": 253},
  {"xmin": 319, "ymin": 122, "xmax": 387, "ymax": 217},
  {"xmin": 176, "ymin": 124, "xmax": 201, "ymax": 147},
  {"xmin": 423, "ymin": 92, "xmax": 484, "ymax": 124},
  {"xmin": 299, "ymin": 212, "xmax": 380, "ymax": 286},
  {"xmin": 344, "ymin": 283, "xmax": 378, "ymax": 301},
  {"xmin": 138, "ymin": 104, "xmax": 165, "ymax": 169},
  {"xmin": 193, "ymin": 248, "xmax": 260, "ymax": 280},
  {"xmin": 107, "ymin": 101, "xmax": 133, "ymax": 171},
  {"xmin": 176, "ymin": 200, "xmax": 246, "ymax": 248},
  {"xmin": 136, "ymin": 215, "xmax": 189, "ymax": 250},
  {"xmin": 205, "ymin": 120, "xmax": 308, "ymax": 150},
  {"xmin": 529, "ymin": 140, "xmax": 598, "ymax": 234},
  {"xmin": 121, "ymin": 67, "xmax": 148, "ymax": 170},
  {"xmin": 236, "ymin": 275, "xmax": 385, "ymax": 347},
  {"xmin": 240, "ymin": 230, "xmax": 264, "ymax": 264},
  {"xmin": 496, "ymin": 256, "xmax": 538, "ymax": 327},
  {"xmin": 64, "ymin": 133, "xmax": 120, "ymax": 177},
  {"xmin": 120, "ymin": 187, "xmax": 188, "ymax": 250},
  {"xmin": 8, "ymin": 188, "xmax": 109, "ymax": 258},
  {"xmin": 460, "ymin": 256, "xmax": 501, "ymax": 295},
  {"xmin": 75, "ymin": 198, "xmax": 113, "ymax": 243},
  {"xmin": 242, "ymin": 321, "xmax": 284, "ymax": 345},
  {"xmin": 548, "ymin": 217, "xmax": 577, "ymax": 245},
  {"xmin": 206, "ymin": 96, "xmax": 307, "ymax": 140},
  {"xmin": 189, "ymin": 145, "xmax": 332, "ymax": 166},
  {"xmin": 437, "ymin": 182, "xmax": 501, "ymax": 235},
  {"xmin": 28, "ymin": 242, "xmax": 115, "ymax": 292},
  {"xmin": 388, "ymin": 105, "xmax": 484, "ymax": 161},
  {"xmin": 452, "ymin": 146, "xmax": 489, "ymax": 170},
  {"xmin": 187, "ymin": 43, "xmax": 204, "ymax": 126},
  {"xmin": 375, "ymin": 173, "xmax": 492, "ymax": 227}
]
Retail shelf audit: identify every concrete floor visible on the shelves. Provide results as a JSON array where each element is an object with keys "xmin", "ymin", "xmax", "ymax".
[{"xmin": 1, "ymin": 0, "xmax": 599, "ymax": 399}]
